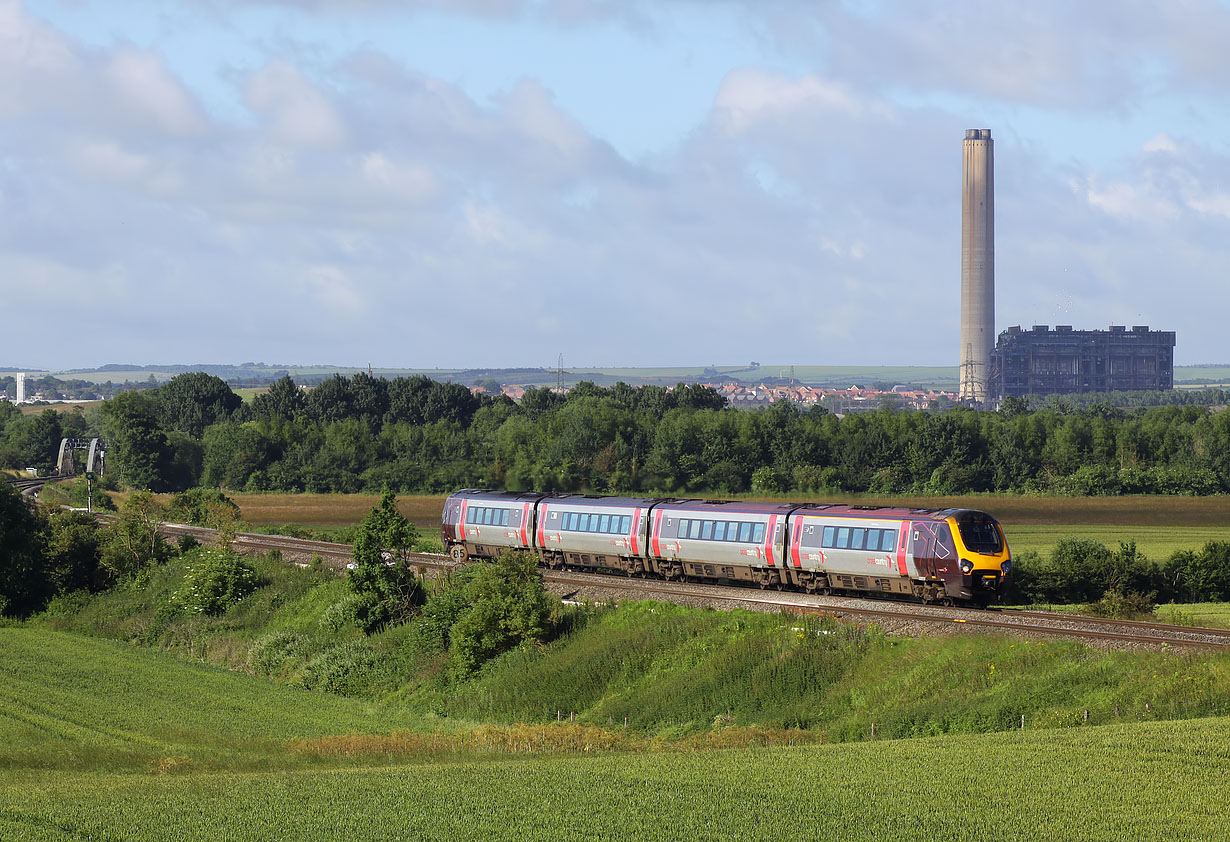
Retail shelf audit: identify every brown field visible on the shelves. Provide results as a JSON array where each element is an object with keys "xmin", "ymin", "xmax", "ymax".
[
  {"xmin": 18, "ymin": 401, "xmax": 101, "ymax": 416},
  {"xmin": 228, "ymin": 493, "xmax": 444, "ymax": 529}
]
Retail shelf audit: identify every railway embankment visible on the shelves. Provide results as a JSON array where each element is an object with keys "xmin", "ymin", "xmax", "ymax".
[{"xmin": 26, "ymin": 543, "xmax": 1230, "ymax": 745}]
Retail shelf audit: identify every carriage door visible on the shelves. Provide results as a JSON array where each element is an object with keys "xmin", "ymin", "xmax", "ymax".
[{"xmin": 911, "ymin": 521, "xmax": 939, "ymax": 578}]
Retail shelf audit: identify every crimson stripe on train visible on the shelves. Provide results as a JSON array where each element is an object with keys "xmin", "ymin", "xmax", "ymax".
[
  {"xmin": 896, "ymin": 522, "xmax": 908, "ymax": 575},
  {"xmin": 765, "ymin": 514, "xmax": 777, "ymax": 566},
  {"xmin": 520, "ymin": 502, "xmax": 531, "ymax": 547},
  {"xmin": 631, "ymin": 507, "xmax": 642, "ymax": 555},
  {"xmin": 537, "ymin": 502, "xmax": 548, "ymax": 547}
]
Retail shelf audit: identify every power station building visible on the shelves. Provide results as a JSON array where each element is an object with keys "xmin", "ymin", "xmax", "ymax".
[{"xmin": 990, "ymin": 325, "xmax": 1176, "ymax": 398}]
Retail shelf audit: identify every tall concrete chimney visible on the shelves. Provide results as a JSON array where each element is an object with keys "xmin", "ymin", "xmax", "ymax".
[
  {"xmin": 15, "ymin": 372, "xmax": 25, "ymax": 404},
  {"xmin": 960, "ymin": 128, "xmax": 994, "ymax": 404}
]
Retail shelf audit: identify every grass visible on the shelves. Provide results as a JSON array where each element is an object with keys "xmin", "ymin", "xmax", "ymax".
[
  {"xmin": 10, "ymin": 558, "xmax": 1230, "ymax": 839},
  {"xmin": 0, "ymin": 627, "xmax": 442, "ymax": 773},
  {"xmin": 3, "ymin": 717, "xmax": 1230, "ymax": 840}
]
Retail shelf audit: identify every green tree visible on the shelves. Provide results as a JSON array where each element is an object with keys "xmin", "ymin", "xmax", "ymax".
[
  {"xmin": 0, "ymin": 482, "xmax": 50, "ymax": 616},
  {"xmin": 151, "ymin": 372, "xmax": 242, "ymax": 437},
  {"xmin": 99, "ymin": 491, "xmax": 170, "ymax": 583},
  {"xmin": 251, "ymin": 375, "xmax": 306, "ymax": 421},
  {"xmin": 448, "ymin": 552, "xmax": 555, "ymax": 676},
  {"xmin": 346, "ymin": 491, "xmax": 425, "ymax": 632},
  {"xmin": 43, "ymin": 509, "xmax": 103, "ymax": 594},
  {"xmin": 100, "ymin": 392, "xmax": 172, "ymax": 490}
]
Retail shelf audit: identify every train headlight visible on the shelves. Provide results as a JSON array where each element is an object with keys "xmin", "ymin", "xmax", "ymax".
[
  {"xmin": 959, "ymin": 559, "xmax": 974, "ymax": 575},
  {"xmin": 1001, "ymin": 559, "xmax": 1013, "ymax": 575}
]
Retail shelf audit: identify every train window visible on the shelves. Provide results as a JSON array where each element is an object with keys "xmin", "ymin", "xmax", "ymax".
[
  {"xmin": 599, "ymin": 514, "xmax": 610, "ymax": 532},
  {"xmin": 677, "ymin": 519, "xmax": 689, "ymax": 538},
  {"xmin": 701, "ymin": 520, "xmax": 713, "ymax": 540},
  {"xmin": 736, "ymin": 522, "xmax": 750, "ymax": 542},
  {"xmin": 622, "ymin": 516, "xmax": 632, "ymax": 533},
  {"xmin": 752, "ymin": 523, "xmax": 765, "ymax": 543},
  {"xmin": 822, "ymin": 526, "xmax": 835, "ymax": 547},
  {"xmin": 563, "ymin": 512, "xmax": 574, "ymax": 531},
  {"xmin": 502, "ymin": 509, "xmax": 511, "ymax": 526},
  {"xmin": 850, "ymin": 528, "xmax": 866, "ymax": 550},
  {"xmin": 689, "ymin": 520, "xmax": 701, "ymax": 540},
  {"xmin": 714, "ymin": 522, "xmax": 727, "ymax": 541},
  {"xmin": 836, "ymin": 527, "xmax": 850, "ymax": 549}
]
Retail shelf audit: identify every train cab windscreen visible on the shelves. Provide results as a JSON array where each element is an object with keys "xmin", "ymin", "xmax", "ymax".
[{"xmin": 955, "ymin": 514, "xmax": 1003, "ymax": 555}]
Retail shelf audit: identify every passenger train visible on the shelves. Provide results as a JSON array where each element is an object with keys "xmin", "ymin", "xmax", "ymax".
[{"xmin": 442, "ymin": 490, "xmax": 1013, "ymax": 605}]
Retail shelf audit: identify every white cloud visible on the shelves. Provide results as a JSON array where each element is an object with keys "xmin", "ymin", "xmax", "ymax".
[
  {"xmin": 104, "ymin": 49, "xmax": 207, "ymax": 137},
  {"xmin": 714, "ymin": 70, "xmax": 888, "ymax": 134},
  {"xmin": 244, "ymin": 61, "xmax": 347, "ymax": 148}
]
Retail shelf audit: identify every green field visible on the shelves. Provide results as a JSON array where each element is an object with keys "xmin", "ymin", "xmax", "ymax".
[{"xmin": 3, "ymin": 625, "xmax": 1230, "ymax": 840}]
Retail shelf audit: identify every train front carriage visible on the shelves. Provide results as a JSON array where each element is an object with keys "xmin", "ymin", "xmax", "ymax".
[{"xmin": 442, "ymin": 489, "xmax": 548, "ymax": 563}]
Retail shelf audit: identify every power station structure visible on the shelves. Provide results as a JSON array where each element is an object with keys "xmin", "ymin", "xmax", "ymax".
[
  {"xmin": 955, "ymin": 128, "xmax": 1175, "ymax": 402},
  {"xmin": 991, "ymin": 325, "xmax": 1175, "ymax": 397},
  {"xmin": 959, "ymin": 129, "xmax": 994, "ymax": 405}
]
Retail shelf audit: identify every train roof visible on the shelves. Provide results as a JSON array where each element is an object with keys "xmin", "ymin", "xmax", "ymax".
[
  {"xmin": 539, "ymin": 493, "xmax": 664, "ymax": 509},
  {"xmin": 447, "ymin": 490, "xmax": 998, "ymax": 523},
  {"xmin": 447, "ymin": 489, "xmax": 551, "ymax": 504}
]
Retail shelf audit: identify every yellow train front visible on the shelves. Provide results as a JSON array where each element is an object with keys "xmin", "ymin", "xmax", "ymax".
[{"xmin": 926, "ymin": 509, "xmax": 1013, "ymax": 605}]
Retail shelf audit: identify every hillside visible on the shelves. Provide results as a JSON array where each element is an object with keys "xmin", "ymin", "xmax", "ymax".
[{"xmin": 2, "ymin": 627, "xmax": 1229, "ymax": 841}]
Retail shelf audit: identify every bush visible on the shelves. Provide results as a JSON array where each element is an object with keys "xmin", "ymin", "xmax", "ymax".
[
  {"xmin": 1162, "ymin": 542, "xmax": 1230, "ymax": 603},
  {"xmin": 1084, "ymin": 590, "xmax": 1156, "ymax": 619},
  {"xmin": 171, "ymin": 549, "xmax": 263, "ymax": 616},
  {"xmin": 248, "ymin": 630, "xmax": 315, "ymax": 676},
  {"xmin": 299, "ymin": 641, "xmax": 383, "ymax": 695},
  {"xmin": 448, "ymin": 552, "xmax": 557, "ymax": 677},
  {"xmin": 165, "ymin": 488, "xmax": 240, "ymax": 527}
]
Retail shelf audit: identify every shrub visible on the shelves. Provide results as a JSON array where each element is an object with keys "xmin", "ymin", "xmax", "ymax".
[
  {"xmin": 248, "ymin": 630, "xmax": 315, "ymax": 675},
  {"xmin": 1084, "ymin": 590, "xmax": 1156, "ymax": 619},
  {"xmin": 299, "ymin": 641, "xmax": 383, "ymax": 695},
  {"xmin": 172, "ymin": 549, "xmax": 263, "ymax": 616},
  {"xmin": 164, "ymin": 488, "xmax": 240, "ymax": 527},
  {"xmin": 449, "ymin": 552, "xmax": 557, "ymax": 677}
]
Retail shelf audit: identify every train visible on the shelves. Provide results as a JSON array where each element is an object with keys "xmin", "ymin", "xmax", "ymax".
[{"xmin": 441, "ymin": 490, "xmax": 1013, "ymax": 605}]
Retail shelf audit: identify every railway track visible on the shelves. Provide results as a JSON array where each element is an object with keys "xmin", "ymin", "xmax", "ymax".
[
  {"xmin": 107, "ymin": 519, "xmax": 1230, "ymax": 652},
  {"xmin": 3, "ymin": 475, "xmax": 49, "ymax": 498}
]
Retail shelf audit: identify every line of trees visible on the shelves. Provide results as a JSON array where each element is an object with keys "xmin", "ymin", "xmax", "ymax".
[{"xmin": 5, "ymin": 372, "xmax": 1230, "ymax": 497}]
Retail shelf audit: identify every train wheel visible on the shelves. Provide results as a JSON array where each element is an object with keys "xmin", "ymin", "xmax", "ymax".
[{"xmin": 450, "ymin": 544, "xmax": 468, "ymax": 564}]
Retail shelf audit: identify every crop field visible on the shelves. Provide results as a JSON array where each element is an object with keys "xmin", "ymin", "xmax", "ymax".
[
  {"xmin": 4, "ymin": 626, "xmax": 1230, "ymax": 840},
  {"xmin": 3, "ymin": 715, "xmax": 1229, "ymax": 840}
]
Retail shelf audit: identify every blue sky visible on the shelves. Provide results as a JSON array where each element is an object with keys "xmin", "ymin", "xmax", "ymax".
[{"xmin": 4, "ymin": 0, "xmax": 1230, "ymax": 370}]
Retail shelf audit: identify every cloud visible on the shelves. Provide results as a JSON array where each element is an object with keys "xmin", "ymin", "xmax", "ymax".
[
  {"xmin": 244, "ymin": 60, "xmax": 348, "ymax": 148},
  {"xmin": 4, "ymin": 0, "xmax": 1230, "ymax": 370}
]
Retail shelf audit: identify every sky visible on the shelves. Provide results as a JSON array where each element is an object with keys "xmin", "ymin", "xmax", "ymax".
[{"xmin": 2, "ymin": 0, "xmax": 1229, "ymax": 371}]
